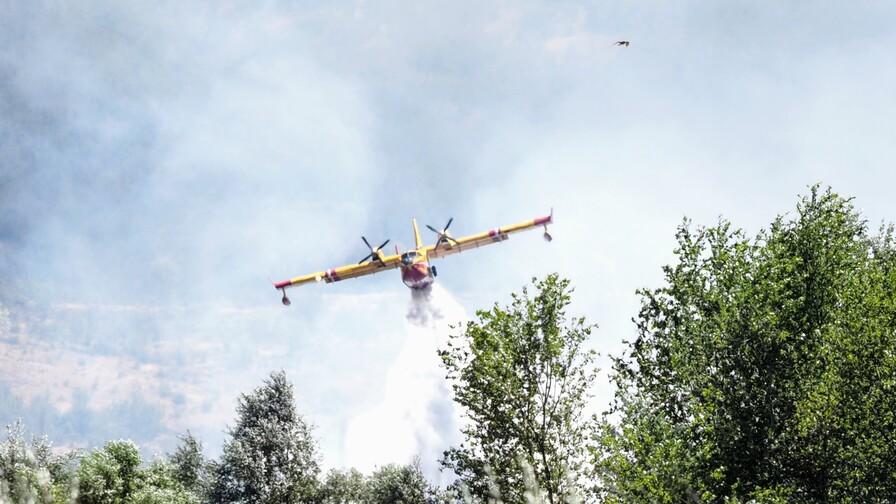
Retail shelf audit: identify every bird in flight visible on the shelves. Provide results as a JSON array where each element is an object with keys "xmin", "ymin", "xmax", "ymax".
[{"xmin": 614, "ymin": 40, "xmax": 630, "ymax": 47}]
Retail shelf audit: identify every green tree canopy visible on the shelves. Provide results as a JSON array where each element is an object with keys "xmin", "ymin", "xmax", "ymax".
[
  {"xmin": 78, "ymin": 440, "xmax": 143, "ymax": 504},
  {"xmin": 0, "ymin": 420, "xmax": 76, "ymax": 504},
  {"xmin": 168, "ymin": 432, "xmax": 208, "ymax": 498},
  {"xmin": 128, "ymin": 460, "xmax": 199, "ymax": 504},
  {"xmin": 440, "ymin": 274, "xmax": 597, "ymax": 503},
  {"xmin": 318, "ymin": 468, "xmax": 366, "ymax": 503},
  {"xmin": 597, "ymin": 187, "xmax": 896, "ymax": 502},
  {"xmin": 317, "ymin": 462, "xmax": 447, "ymax": 504},
  {"xmin": 210, "ymin": 370, "xmax": 320, "ymax": 503},
  {"xmin": 70, "ymin": 437, "xmax": 199, "ymax": 504},
  {"xmin": 364, "ymin": 461, "xmax": 436, "ymax": 504}
]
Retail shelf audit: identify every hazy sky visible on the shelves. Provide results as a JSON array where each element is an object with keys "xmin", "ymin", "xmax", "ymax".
[{"xmin": 2, "ymin": 0, "xmax": 895, "ymax": 475}]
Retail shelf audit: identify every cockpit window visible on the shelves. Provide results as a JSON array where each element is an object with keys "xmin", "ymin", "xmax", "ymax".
[{"xmin": 401, "ymin": 251, "xmax": 417, "ymax": 265}]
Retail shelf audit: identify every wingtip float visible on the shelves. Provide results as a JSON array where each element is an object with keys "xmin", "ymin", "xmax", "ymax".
[{"xmin": 273, "ymin": 209, "xmax": 554, "ymax": 306}]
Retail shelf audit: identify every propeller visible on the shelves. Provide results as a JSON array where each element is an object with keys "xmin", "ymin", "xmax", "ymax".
[
  {"xmin": 426, "ymin": 218, "xmax": 459, "ymax": 247},
  {"xmin": 359, "ymin": 236, "xmax": 391, "ymax": 264}
]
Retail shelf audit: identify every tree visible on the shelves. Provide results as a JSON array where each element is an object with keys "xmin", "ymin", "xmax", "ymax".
[
  {"xmin": 596, "ymin": 187, "xmax": 896, "ymax": 502},
  {"xmin": 4, "ymin": 424, "xmax": 195, "ymax": 504},
  {"xmin": 317, "ymin": 462, "xmax": 449, "ymax": 504},
  {"xmin": 439, "ymin": 274, "xmax": 598, "ymax": 503},
  {"xmin": 0, "ymin": 420, "xmax": 76, "ymax": 504},
  {"xmin": 318, "ymin": 468, "xmax": 366, "ymax": 503},
  {"xmin": 365, "ymin": 461, "xmax": 442, "ymax": 504},
  {"xmin": 128, "ymin": 460, "xmax": 199, "ymax": 504},
  {"xmin": 78, "ymin": 440, "xmax": 143, "ymax": 504},
  {"xmin": 168, "ymin": 432, "xmax": 208, "ymax": 499},
  {"xmin": 209, "ymin": 371, "xmax": 320, "ymax": 503}
]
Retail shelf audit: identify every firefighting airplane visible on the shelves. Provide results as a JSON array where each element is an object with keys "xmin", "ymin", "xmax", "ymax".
[{"xmin": 273, "ymin": 211, "xmax": 554, "ymax": 305}]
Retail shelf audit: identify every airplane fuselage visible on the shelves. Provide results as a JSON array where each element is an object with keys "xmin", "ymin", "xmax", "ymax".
[
  {"xmin": 401, "ymin": 261, "xmax": 434, "ymax": 289},
  {"xmin": 398, "ymin": 248, "xmax": 434, "ymax": 289}
]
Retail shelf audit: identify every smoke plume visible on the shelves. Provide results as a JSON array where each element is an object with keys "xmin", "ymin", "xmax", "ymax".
[{"xmin": 343, "ymin": 284, "xmax": 465, "ymax": 483}]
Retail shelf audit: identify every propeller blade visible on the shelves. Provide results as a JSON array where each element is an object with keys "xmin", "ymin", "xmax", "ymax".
[
  {"xmin": 377, "ymin": 239, "xmax": 390, "ymax": 251},
  {"xmin": 361, "ymin": 236, "xmax": 372, "ymax": 250},
  {"xmin": 426, "ymin": 221, "xmax": 455, "ymax": 247},
  {"xmin": 359, "ymin": 253, "xmax": 373, "ymax": 264}
]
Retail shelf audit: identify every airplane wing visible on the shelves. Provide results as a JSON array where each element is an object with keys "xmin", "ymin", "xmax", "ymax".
[
  {"xmin": 425, "ymin": 212, "xmax": 553, "ymax": 260},
  {"xmin": 274, "ymin": 253, "xmax": 403, "ymax": 290}
]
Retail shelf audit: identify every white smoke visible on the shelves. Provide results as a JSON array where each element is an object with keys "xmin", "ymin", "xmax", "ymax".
[
  {"xmin": 343, "ymin": 284, "xmax": 465, "ymax": 483},
  {"xmin": 405, "ymin": 284, "xmax": 443, "ymax": 325}
]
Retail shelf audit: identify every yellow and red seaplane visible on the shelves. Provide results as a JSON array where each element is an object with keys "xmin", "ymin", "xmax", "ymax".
[{"xmin": 273, "ymin": 210, "xmax": 553, "ymax": 305}]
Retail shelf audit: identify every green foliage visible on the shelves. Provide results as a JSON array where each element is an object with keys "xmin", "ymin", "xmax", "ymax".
[
  {"xmin": 77, "ymin": 439, "xmax": 201, "ymax": 504},
  {"xmin": 0, "ymin": 421, "xmax": 77, "ymax": 504},
  {"xmin": 128, "ymin": 460, "xmax": 199, "ymax": 504},
  {"xmin": 209, "ymin": 370, "xmax": 320, "ymax": 503},
  {"xmin": 364, "ymin": 461, "xmax": 434, "ymax": 504},
  {"xmin": 168, "ymin": 432, "xmax": 209, "ymax": 498},
  {"xmin": 318, "ymin": 461, "xmax": 451, "ymax": 504},
  {"xmin": 597, "ymin": 187, "xmax": 896, "ymax": 502},
  {"xmin": 318, "ymin": 468, "xmax": 366, "ymax": 503},
  {"xmin": 77, "ymin": 440, "xmax": 142, "ymax": 504},
  {"xmin": 439, "ymin": 274, "xmax": 598, "ymax": 503}
]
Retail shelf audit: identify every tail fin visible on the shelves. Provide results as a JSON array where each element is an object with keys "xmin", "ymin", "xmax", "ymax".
[{"xmin": 412, "ymin": 218, "xmax": 423, "ymax": 249}]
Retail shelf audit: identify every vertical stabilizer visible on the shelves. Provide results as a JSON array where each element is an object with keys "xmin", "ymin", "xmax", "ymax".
[{"xmin": 412, "ymin": 218, "xmax": 423, "ymax": 249}]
